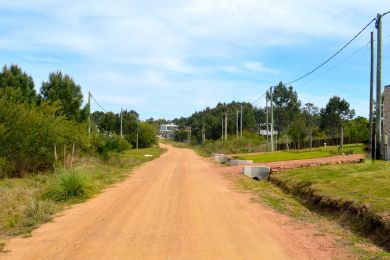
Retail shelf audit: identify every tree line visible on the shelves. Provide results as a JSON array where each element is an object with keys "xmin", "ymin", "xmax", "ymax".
[
  {"xmin": 0, "ymin": 64, "xmax": 156, "ymax": 177},
  {"xmin": 172, "ymin": 82, "xmax": 368, "ymax": 146}
]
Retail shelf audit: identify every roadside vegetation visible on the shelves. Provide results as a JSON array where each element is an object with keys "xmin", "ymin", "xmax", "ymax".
[
  {"xmin": 269, "ymin": 161, "xmax": 390, "ymax": 250},
  {"xmin": 230, "ymin": 171, "xmax": 390, "ymax": 258},
  {"xmin": 0, "ymin": 64, "xmax": 163, "ymax": 245},
  {"xmin": 0, "ymin": 147, "xmax": 165, "ymax": 241},
  {"xmin": 237, "ymin": 143, "xmax": 366, "ymax": 163},
  {"xmin": 170, "ymin": 82, "xmax": 368, "ymax": 155}
]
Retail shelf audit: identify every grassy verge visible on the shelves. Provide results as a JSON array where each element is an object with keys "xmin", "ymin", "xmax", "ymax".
[
  {"xmin": 237, "ymin": 143, "xmax": 366, "ymax": 163},
  {"xmin": 0, "ymin": 147, "xmax": 165, "ymax": 243},
  {"xmin": 230, "ymin": 173, "xmax": 390, "ymax": 259},
  {"xmin": 269, "ymin": 161, "xmax": 390, "ymax": 250}
]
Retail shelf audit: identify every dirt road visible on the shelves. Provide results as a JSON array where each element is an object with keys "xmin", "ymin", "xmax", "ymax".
[{"xmin": 3, "ymin": 145, "xmax": 348, "ymax": 259}]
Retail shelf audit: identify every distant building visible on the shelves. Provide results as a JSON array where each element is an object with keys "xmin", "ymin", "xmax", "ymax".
[
  {"xmin": 259, "ymin": 129, "xmax": 279, "ymax": 136},
  {"xmin": 160, "ymin": 123, "xmax": 179, "ymax": 138}
]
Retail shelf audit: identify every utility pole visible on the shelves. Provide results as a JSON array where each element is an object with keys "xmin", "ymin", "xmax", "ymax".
[
  {"xmin": 225, "ymin": 113, "xmax": 228, "ymax": 141},
  {"xmin": 189, "ymin": 126, "xmax": 192, "ymax": 144},
  {"xmin": 236, "ymin": 109, "xmax": 239, "ymax": 139},
  {"xmin": 340, "ymin": 127, "xmax": 344, "ymax": 154},
  {"xmin": 136, "ymin": 118, "xmax": 139, "ymax": 149},
  {"xmin": 240, "ymin": 103, "xmax": 243, "ymax": 139},
  {"xmin": 202, "ymin": 123, "xmax": 205, "ymax": 145},
  {"xmin": 88, "ymin": 91, "xmax": 91, "ymax": 134},
  {"xmin": 369, "ymin": 31, "xmax": 375, "ymax": 159},
  {"xmin": 375, "ymin": 13, "xmax": 382, "ymax": 160},
  {"xmin": 266, "ymin": 94, "xmax": 269, "ymax": 151},
  {"xmin": 221, "ymin": 117, "xmax": 224, "ymax": 141},
  {"xmin": 270, "ymin": 87, "xmax": 274, "ymax": 152},
  {"xmin": 120, "ymin": 108, "xmax": 123, "ymax": 138}
]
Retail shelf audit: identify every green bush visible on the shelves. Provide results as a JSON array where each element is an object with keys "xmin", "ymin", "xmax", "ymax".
[
  {"xmin": 201, "ymin": 131, "xmax": 266, "ymax": 155},
  {"xmin": 44, "ymin": 170, "xmax": 93, "ymax": 202},
  {"xmin": 91, "ymin": 134, "xmax": 131, "ymax": 160},
  {"xmin": 0, "ymin": 98, "xmax": 89, "ymax": 176},
  {"xmin": 138, "ymin": 122, "xmax": 157, "ymax": 148}
]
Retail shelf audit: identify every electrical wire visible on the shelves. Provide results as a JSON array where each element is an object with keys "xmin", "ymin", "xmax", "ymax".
[
  {"xmin": 90, "ymin": 93, "xmax": 108, "ymax": 113},
  {"xmin": 296, "ymin": 40, "xmax": 371, "ymax": 88},
  {"xmin": 285, "ymin": 17, "xmax": 376, "ymax": 85},
  {"xmin": 251, "ymin": 15, "xmax": 380, "ymax": 106}
]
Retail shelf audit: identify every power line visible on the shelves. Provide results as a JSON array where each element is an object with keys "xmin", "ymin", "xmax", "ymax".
[
  {"xmin": 297, "ymin": 40, "xmax": 371, "ymax": 88},
  {"xmin": 252, "ymin": 15, "xmax": 380, "ymax": 106},
  {"xmin": 298, "ymin": 34, "xmax": 390, "ymax": 88},
  {"xmin": 90, "ymin": 93, "xmax": 108, "ymax": 113},
  {"xmin": 285, "ymin": 17, "xmax": 376, "ymax": 85}
]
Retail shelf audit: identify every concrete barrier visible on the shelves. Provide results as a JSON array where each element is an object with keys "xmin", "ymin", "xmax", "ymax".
[
  {"xmin": 229, "ymin": 159, "xmax": 253, "ymax": 166},
  {"xmin": 214, "ymin": 154, "xmax": 230, "ymax": 164},
  {"xmin": 242, "ymin": 166, "xmax": 270, "ymax": 179}
]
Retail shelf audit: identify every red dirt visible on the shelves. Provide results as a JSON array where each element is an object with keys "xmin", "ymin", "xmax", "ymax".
[
  {"xmin": 2, "ymin": 145, "xmax": 352, "ymax": 259},
  {"xmin": 222, "ymin": 154, "xmax": 366, "ymax": 174}
]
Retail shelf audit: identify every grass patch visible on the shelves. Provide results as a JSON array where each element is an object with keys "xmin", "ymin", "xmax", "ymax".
[
  {"xmin": 237, "ymin": 143, "xmax": 366, "ymax": 163},
  {"xmin": 270, "ymin": 161, "xmax": 390, "ymax": 250},
  {"xmin": 0, "ymin": 146, "xmax": 165, "ymax": 240},
  {"xmin": 230, "ymin": 173, "xmax": 390, "ymax": 259},
  {"xmin": 44, "ymin": 170, "xmax": 94, "ymax": 202}
]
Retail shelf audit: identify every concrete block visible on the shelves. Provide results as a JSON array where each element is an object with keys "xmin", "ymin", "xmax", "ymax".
[
  {"xmin": 214, "ymin": 154, "xmax": 229, "ymax": 164},
  {"xmin": 243, "ymin": 166, "xmax": 270, "ymax": 179},
  {"xmin": 229, "ymin": 159, "xmax": 253, "ymax": 166}
]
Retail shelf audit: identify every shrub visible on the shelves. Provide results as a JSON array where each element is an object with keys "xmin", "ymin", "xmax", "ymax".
[
  {"xmin": 44, "ymin": 170, "xmax": 93, "ymax": 202},
  {"xmin": 0, "ymin": 98, "xmax": 89, "ymax": 176},
  {"xmin": 125, "ymin": 122, "xmax": 157, "ymax": 148},
  {"xmin": 138, "ymin": 122, "xmax": 157, "ymax": 148},
  {"xmin": 201, "ymin": 131, "xmax": 266, "ymax": 155},
  {"xmin": 91, "ymin": 134, "xmax": 131, "ymax": 160}
]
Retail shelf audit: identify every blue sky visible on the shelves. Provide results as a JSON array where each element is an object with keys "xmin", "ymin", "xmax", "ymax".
[{"xmin": 0, "ymin": 0, "xmax": 389, "ymax": 119}]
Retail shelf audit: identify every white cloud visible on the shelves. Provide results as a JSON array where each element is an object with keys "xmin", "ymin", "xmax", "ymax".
[{"xmin": 1, "ymin": 0, "xmax": 388, "ymax": 118}]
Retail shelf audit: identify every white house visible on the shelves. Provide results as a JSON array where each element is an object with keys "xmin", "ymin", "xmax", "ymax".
[{"xmin": 160, "ymin": 123, "xmax": 179, "ymax": 138}]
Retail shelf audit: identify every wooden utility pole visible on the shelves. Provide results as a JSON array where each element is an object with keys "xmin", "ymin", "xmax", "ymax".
[
  {"xmin": 375, "ymin": 14, "xmax": 382, "ymax": 159},
  {"xmin": 236, "ymin": 109, "xmax": 239, "ymax": 139},
  {"xmin": 202, "ymin": 123, "xmax": 205, "ymax": 144},
  {"xmin": 120, "ymin": 108, "xmax": 123, "ymax": 138},
  {"xmin": 369, "ymin": 31, "xmax": 375, "ymax": 159},
  {"xmin": 266, "ymin": 94, "xmax": 269, "ymax": 151},
  {"xmin": 88, "ymin": 91, "xmax": 91, "ymax": 134},
  {"xmin": 136, "ymin": 118, "xmax": 139, "ymax": 149},
  {"xmin": 188, "ymin": 126, "xmax": 192, "ymax": 144},
  {"xmin": 340, "ymin": 127, "xmax": 344, "ymax": 154},
  {"xmin": 240, "ymin": 104, "xmax": 243, "ymax": 139},
  {"xmin": 225, "ymin": 113, "xmax": 228, "ymax": 141},
  {"xmin": 221, "ymin": 117, "xmax": 224, "ymax": 141},
  {"xmin": 270, "ymin": 87, "xmax": 274, "ymax": 151}
]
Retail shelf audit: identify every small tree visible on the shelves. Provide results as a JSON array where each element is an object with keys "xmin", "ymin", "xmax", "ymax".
[
  {"xmin": 344, "ymin": 116, "xmax": 369, "ymax": 143},
  {"xmin": 0, "ymin": 64, "xmax": 36, "ymax": 104},
  {"xmin": 320, "ymin": 96, "xmax": 355, "ymax": 139},
  {"xmin": 302, "ymin": 102, "xmax": 320, "ymax": 148},
  {"xmin": 40, "ymin": 72, "xmax": 83, "ymax": 121},
  {"xmin": 288, "ymin": 117, "xmax": 307, "ymax": 149},
  {"xmin": 138, "ymin": 122, "xmax": 157, "ymax": 148}
]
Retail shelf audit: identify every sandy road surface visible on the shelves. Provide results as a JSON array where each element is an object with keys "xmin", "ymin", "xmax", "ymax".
[{"xmin": 3, "ymin": 144, "xmax": 348, "ymax": 259}]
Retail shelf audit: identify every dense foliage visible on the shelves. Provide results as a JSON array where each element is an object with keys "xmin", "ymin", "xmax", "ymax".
[
  {"xmin": 0, "ymin": 64, "xmax": 154, "ymax": 178},
  {"xmin": 0, "ymin": 97, "xmax": 89, "ymax": 176},
  {"xmin": 40, "ymin": 72, "xmax": 87, "ymax": 122},
  {"xmin": 0, "ymin": 65, "xmax": 36, "ymax": 104},
  {"xmin": 172, "ymin": 82, "xmax": 367, "ymax": 147}
]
